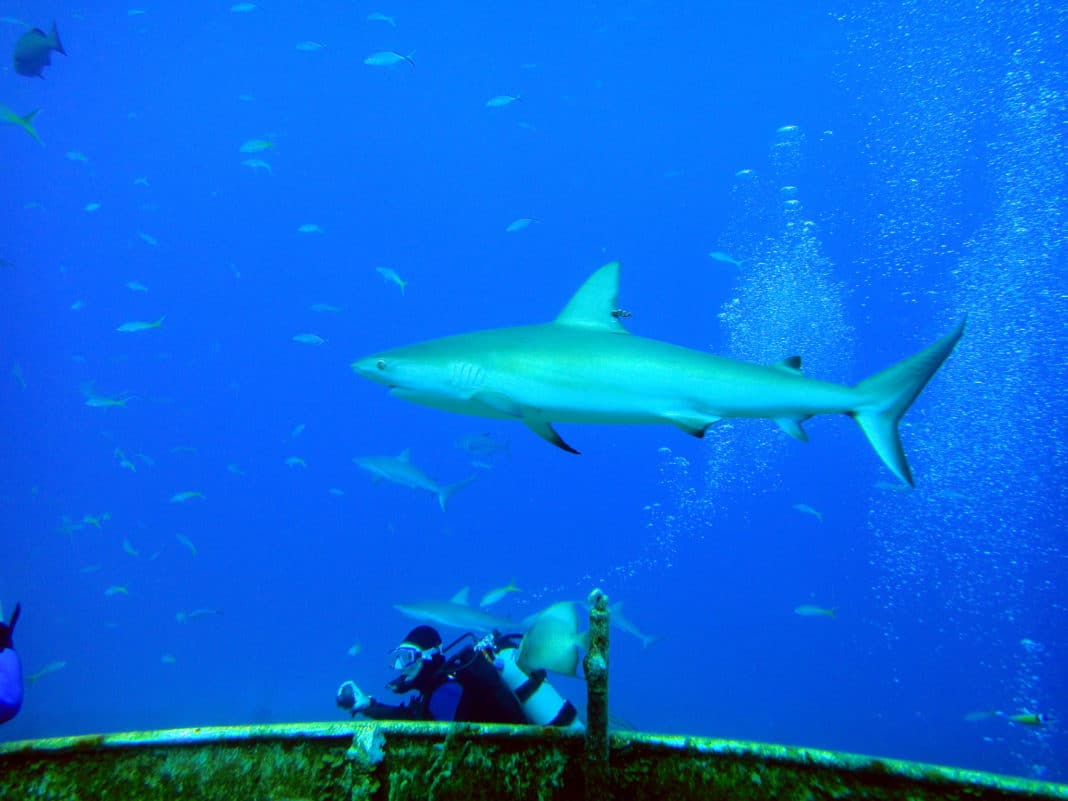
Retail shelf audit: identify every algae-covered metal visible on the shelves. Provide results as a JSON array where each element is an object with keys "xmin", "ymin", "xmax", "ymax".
[{"xmin": 1, "ymin": 720, "xmax": 1065, "ymax": 801}]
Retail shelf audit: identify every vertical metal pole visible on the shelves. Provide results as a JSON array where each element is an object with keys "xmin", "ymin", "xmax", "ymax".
[{"xmin": 584, "ymin": 588, "xmax": 610, "ymax": 801}]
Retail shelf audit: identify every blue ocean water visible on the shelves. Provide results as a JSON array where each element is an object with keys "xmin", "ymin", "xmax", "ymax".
[{"xmin": 2, "ymin": 0, "xmax": 1065, "ymax": 783}]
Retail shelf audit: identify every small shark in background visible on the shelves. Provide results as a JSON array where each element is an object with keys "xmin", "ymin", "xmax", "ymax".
[
  {"xmin": 394, "ymin": 587, "xmax": 518, "ymax": 632},
  {"xmin": 353, "ymin": 262, "xmax": 964, "ymax": 486},
  {"xmin": 354, "ymin": 449, "xmax": 475, "ymax": 511}
]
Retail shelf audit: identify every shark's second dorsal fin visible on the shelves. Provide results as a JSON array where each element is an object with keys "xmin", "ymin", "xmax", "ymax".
[{"xmin": 554, "ymin": 261, "xmax": 629, "ymax": 333}]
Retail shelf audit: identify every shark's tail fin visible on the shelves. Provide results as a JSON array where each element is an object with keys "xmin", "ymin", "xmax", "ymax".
[
  {"xmin": 438, "ymin": 476, "xmax": 476, "ymax": 512},
  {"xmin": 850, "ymin": 319, "xmax": 965, "ymax": 487}
]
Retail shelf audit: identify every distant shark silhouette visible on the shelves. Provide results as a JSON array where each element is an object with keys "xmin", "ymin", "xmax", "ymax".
[{"xmin": 353, "ymin": 262, "xmax": 964, "ymax": 486}]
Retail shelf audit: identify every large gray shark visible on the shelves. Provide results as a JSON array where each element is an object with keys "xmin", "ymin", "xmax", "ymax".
[
  {"xmin": 353, "ymin": 262, "xmax": 964, "ymax": 486},
  {"xmin": 354, "ymin": 449, "xmax": 474, "ymax": 511},
  {"xmin": 394, "ymin": 587, "xmax": 519, "ymax": 632}
]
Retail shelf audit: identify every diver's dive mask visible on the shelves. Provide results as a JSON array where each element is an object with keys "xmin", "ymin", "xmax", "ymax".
[{"xmin": 388, "ymin": 644, "xmax": 440, "ymax": 672}]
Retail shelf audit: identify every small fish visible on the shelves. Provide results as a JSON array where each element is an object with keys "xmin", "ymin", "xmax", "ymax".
[
  {"xmin": 170, "ymin": 446, "xmax": 198, "ymax": 454},
  {"xmin": 874, "ymin": 480, "xmax": 909, "ymax": 491},
  {"xmin": 794, "ymin": 605, "xmax": 836, "ymax": 619},
  {"xmin": 125, "ymin": 280, "xmax": 149, "ymax": 293},
  {"xmin": 708, "ymin": 251, "xmax": 744, "ymax": 268},
  {"xmin": 176, "ymin": 534, "xmax": 197, "ymax": 556},
  {"xmin": 170, "ymin": 491, "xmax": 205, "ymax": 503},
  {"xmin": 485, "ymin": 95, "xmax": 521, "ymax": 108},
  {"xmin": 137, "ymin": 231, "xmax": 158, "ymax": 246},
  {"xmin": 122, "ymin": 538, "xmax": 139, "ymax": 557},
  {"xmin": 1005, "ymin": 712, "xmax": 1050, "ymax": 727},
  {"xmin": 133, "ymin": 176, "xmax": 150, "ymax": 186},
  {"xmin": 175, "ymin": 608, "xmax": 222, "ymax": 624},
  {"xmin": 65, "ymin": 151, "xmax": 88, "ymax": 163},
  {"xmin": 226, "ymin": 463, "xmax": 245, "ymax": 476},
  {"xmin": 84, "ymin": 393, "xmax": 132, "ymax": 409},
  {"xmin": 364, "ymin": 50, "xmax": 414, "ymax": 68},
  {"xmin": 328, "ymin": 488, "xmax": 345, "ymax": 496},
  {"xmin": 793, "ymin": 503, "xmax": 823, "ymax": 523},
  {"xmin": 310, "ymin": 303, "xmax": 342, "ymax": 313},
  {"xmin": 456, "ymin": 432, "xmax": 509, "ymax": 459},
  {"xmin": 239, "ymin": 138, "xmax": 274, "ymax": 153},
  {"xmin": 104, "ymin": 585, "xmax": 129, "ymax": 596},
  {"xmin": 296, "ymin": 41, "xmax": 325, "ymax": 52},
  {"xmin": 242, "ymin": 158, "xmax": 273, "ymax": 175},
  {"xmin": 346, "ymin": 641, "xmax": 362, "ymax": 656},
  {"xmin": 366, "ymin": 12, "xmax": 396, "ymax": 26},
  {"xmin": 505, "ymin": 217, "xmax": 538, "ymax": 233},
  {"xmin": 160, "ymin": 654, "xmax": 177, "ymax": 665},
  {"xmin": 79, "ymin": 564, "xmax": 102, "ymax": 574},
  {"xmin": 291, "ymin": 423, "xmax": 306, "ymax": 438},
  {"xmin": 376, "ymin": 266, "xmax": 407, "ymax": 294},
  {"xmin": 114, "ymin": 448, "xmax": 137, "ymax": 472},
  {"xmin": 292, "ymin": 333, "xmax": 327, "ymax": 345},
  {"xmin": 479, "ymin": 581, "xmax": 520, "ymax": 608},
  {"xmin": 285, "ymin": 456, "xmax": 307, "ymax": 468},
  {"xmin": 26, "ymin": 660, "xmax": 66, "ymax": 686},
  {"xmin": 297, "ymin": 223, "xmax": 324, "ymax": 234},
  {"xmin": 116, "ymin": 315, "xmax": 165, "ymax": 333},
  {"xmin": 84, "ymin": 202, "xmax": 101, "ymax": 212},
  {"xmin": 13, "ymin": 21, "xmax": 65, "ymax": 78},
  {"xmin": 82, "ymin": 513, "xmax": 110, "ymax": 529},
  {"xmin": 963, "ymin": 710, "xmax": 1000, "ymax": 722},
  {"xmin": 230, "ymin": 3, "xmax": 257, "ymax": 12},
  {"xmin": 11, "ymin": 362, "xmax": 26, "ymax": 389}
]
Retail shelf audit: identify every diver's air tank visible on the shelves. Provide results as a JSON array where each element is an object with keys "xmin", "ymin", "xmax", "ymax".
[{"xmin": 494, "ymin": 646, "xmax": 583, "ymax": 730}]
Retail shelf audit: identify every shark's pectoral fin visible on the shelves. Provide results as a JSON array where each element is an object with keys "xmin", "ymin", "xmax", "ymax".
[
  {"xmin": 775, "ymin": 416, "xmax": 811, "ymax": 442},
  {"xmin": 470, "ymin": 392, "xmax": 581, "ymax": 453},
  {"xmin": 525, "ymin": 419, "xmax": 580, "ymax": 453},
  {"xmin": 663, "ymin": 412, "xmax": 720, "ymax": 438}
]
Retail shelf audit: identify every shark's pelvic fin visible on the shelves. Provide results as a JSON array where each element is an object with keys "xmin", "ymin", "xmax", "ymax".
[
  {"xmin": 553, "ymin": 261, "xmax": 630, "ymax": 333},
  {"xmin": 851, "ymin": 318, "xmax": 966, "ymax": 487},
  {"xmin": 663, "ymin": 411, "xmax": 720, "ymax": 438}
]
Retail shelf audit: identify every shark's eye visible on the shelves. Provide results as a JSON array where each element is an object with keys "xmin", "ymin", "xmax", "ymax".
[{"xmin": 376, "ymin": 359, "xmax": 386, "ymax": 370}]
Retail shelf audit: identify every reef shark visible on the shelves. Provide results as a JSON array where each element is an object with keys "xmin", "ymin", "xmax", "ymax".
[
  {"xmin": 354, "ymin": 449, "xmax": 474, "ymax": 511},
  {"xmin": 353, "ymin": 262, "xmax": 964, "ymax": 486}
]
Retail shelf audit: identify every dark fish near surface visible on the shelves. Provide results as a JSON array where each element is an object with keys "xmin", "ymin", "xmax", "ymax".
[
  {"xmin": 13, "ymin": 21, "xmax": 65, "ymax": 77},
  {"xmin": 0, "ymin": 602, "xmax": 23, "ymax": 724}
]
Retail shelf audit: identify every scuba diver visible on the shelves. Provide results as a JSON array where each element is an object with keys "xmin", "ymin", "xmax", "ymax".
[
  {"xmin": 336, "ymin": 624, "xmax": 581, "ymax": 728},
  {"xmin": 1, "ymin": 602, "xmax": 23, "ymax": 725}
]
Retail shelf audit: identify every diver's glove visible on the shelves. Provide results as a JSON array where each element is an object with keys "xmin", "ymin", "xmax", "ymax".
[{"xmin": 336, "ymin": 680, "xmax": 371, "ymax": 716}]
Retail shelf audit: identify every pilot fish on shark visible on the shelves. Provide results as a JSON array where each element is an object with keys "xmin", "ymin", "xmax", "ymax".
[{"xmin": 353, "ymin": 262, "xmax": 964, "ymax": 486}]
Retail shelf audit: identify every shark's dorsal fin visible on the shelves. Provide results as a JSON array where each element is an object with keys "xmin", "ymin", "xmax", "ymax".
[
  {"xmin": 554, "ymin": 261, "xmax": 629, "ymax": 333},
  {"xmin": 397, "ymin": 448, "xmax": 411, "ymax": 462},
  {"xmin": 451, "ymin": 586, "xmax": 471, "ymax": 605}
]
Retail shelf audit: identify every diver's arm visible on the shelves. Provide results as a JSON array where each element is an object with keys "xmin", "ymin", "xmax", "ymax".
[
  {"xmin": 360, "ymin": 697, "xmax": 422, "ymax": 721},
  {"xmin": 336, "ymin": 680, "xmax": 423, "ymax": 721}
]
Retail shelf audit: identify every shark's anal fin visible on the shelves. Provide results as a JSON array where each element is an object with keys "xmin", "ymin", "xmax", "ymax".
[
  {"xmin": 525, "ymin": 419, "xmax": 580, "ymax": 454},
  {"xmin": 663, "ymin": 412, "xmax": 720, "ymax": 438},
  {"xmin": 775, "ymin": 416, "xmax": 811, "ymax": 441}
]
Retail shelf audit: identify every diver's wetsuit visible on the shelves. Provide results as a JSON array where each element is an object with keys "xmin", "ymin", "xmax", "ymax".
[{"xmin": 363, "ymin": 646, "xmax": 526, "ymax": 724}]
